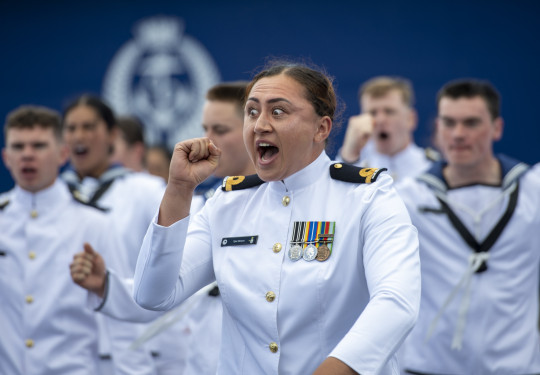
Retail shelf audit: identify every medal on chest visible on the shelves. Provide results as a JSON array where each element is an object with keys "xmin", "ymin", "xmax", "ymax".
[{"xmin": 289, "ymin": 221, "xmax": 335, "ymax": 262}]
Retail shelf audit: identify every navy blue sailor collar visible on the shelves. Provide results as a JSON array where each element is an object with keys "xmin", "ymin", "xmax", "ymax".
[
  {"xmin": 417, "ymin": 154, "xmax": 530, "ymax": 194},
  {"xmin": 61, "ymin": 163, "xmax": 131, "ymax": 186}
]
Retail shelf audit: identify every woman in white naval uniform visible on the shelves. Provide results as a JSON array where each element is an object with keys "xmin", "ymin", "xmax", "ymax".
[{"xmin": 133, "ymin": 62, "xmax": 421, "ymax": 375}]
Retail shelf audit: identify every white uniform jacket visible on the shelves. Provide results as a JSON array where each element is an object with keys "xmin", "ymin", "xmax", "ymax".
[
  {"xmin": 62, "ymin": 166, "xmax": 166, "ymax": 374},
  {"xmin": 398, "ymin": 155, "xmax": 540, "ymax": 375},
  {"xmin": 134, "ymin": 152, "xmax": 421, "ymax": 375},
  {"xmin": 0, "ymin": 179, "xmax": 128, "ymax": 375},
  {"xmin": 62, "ymin": 166, "xmax": 166, "ymax": 272}
]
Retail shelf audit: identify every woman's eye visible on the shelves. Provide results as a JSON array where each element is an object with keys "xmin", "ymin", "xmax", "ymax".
[
  {"xmin": 247, "ymin": 108, "xmax": 259, "ymax": 117},
  {"xmin": 272, "ymin": 108, "xmax": 284, "ymax": 116}
]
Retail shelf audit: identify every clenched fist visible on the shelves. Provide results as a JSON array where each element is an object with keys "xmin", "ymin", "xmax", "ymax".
[
  {"xmin": 168, "ymin": 137, "xmax": 222, "ymax": 190},
  {"xmin": 70, "ymin": 243, "xmax": 107, "ymax": 297},
  {"xmin": 158, "ymin": 138, "xmax": 222, "ymax": 227},
  {"xmin": 340, "ymin": 114, "xmax": 374, "ymax": 163}
]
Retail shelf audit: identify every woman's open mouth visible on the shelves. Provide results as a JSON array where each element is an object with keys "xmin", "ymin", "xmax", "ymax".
[{"xmin": 257, "ymin": 142, "xmax": 279, "ymax": 165}]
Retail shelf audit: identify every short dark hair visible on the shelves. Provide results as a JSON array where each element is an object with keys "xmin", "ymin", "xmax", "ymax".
[
  {"xmin": 4, "ymin": 105, "xmax": 62, "ymax": 141},
  {"xmin": 62, "ymin": 94, "xmax": 117, "ymax": 131},
  {"xmin": 437, "ymin": 79, "xmax": 501, "ymax": 119},
  {"xmin": 206, "ymin": 81, "xmax": 248, "ymax": 117},
  {"xmin": 360, "ymin": 76, "xmax": 414, "ymax": 107},
  {"xmin": 117, "ymin": 116, "xmax": 145, "ymax": 146}
]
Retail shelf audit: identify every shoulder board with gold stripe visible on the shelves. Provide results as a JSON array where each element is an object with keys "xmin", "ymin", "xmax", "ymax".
[
  {"xmin": 330, "ymin": 163, "xmax": 387, "ymax": 183},
  {"xmin": 222, "ymin": 174, "xmax": 264, "ymax": 192},
  {"xmin": 0, "ymin": 200, "xmax": 10, "ymax": 210}
]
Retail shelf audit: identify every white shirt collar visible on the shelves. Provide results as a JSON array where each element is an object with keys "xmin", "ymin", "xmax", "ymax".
[
  {"xmin": 269, "ymin": 151, "xmax": 330, "ymax": 193},
  {"xmin": 13, "ymin": 178, "xmax": 71, "ymax": 214}
]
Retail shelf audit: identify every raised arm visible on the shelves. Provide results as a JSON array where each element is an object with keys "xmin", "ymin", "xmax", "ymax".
[
  {"xmin": 158, "ymin": 137, "xmax": 221, "ymax": 226},
  {"xmin": 133, "ymin": 138, "xmax": 220, "ymax": 311}
]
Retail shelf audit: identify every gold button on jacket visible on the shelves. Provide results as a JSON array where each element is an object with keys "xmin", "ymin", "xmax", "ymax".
[
  {"xmin": 265, "ymin": 291, "xmax": 276, "ymax": 302},
  {"xmin": 269, "ymin": 342, "xmax": 278, "ymax": 353},
  {"xmin": 282, "ymin": 196, "xmax": 290, "ymax": 206}
]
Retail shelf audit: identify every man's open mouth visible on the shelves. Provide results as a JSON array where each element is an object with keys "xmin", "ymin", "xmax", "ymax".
[
  {"xmin": 73, "ymin": 145, "xmax": 89, "ymax": 156},
  {"xmin": 378, "ymin": 131, "xmax": 390, "ymax": 140}
]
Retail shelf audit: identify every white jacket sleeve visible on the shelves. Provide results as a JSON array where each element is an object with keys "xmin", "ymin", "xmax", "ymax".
[
  {"xmin": 330, "ymin": 177, "xmax": 421, "ymax": 373},
  {"xmin": 89, "ymin": 270, "xmax": 164, "ymax": 322},
  {"xmin": 133, "ymin": 211, "xmax": 215, "ymax": 311}
]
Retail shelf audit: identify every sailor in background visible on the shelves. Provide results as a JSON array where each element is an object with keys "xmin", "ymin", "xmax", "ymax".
[
  {"xmin": 60, "ymin": 95, "xmax": 163, "ymax": 375},
  {"xmin": 0, "ymin": 105, "xmax": 129, "ymax": 375},
  {"xmin": 398, "ymin": 79, "xmax": 540, "ymax": 374},
  {"xmin": 338, "ymin": 76, "xmax": 439, "ymax": 183}
]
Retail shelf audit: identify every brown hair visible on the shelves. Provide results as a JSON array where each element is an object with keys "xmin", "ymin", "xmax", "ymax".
[
  {"xmin": 206, "ymin": 81, "xmax": 249, "ymax": 117},
  {"xmin": 360, "ymin": 76, "xmax": 415, "ymax": 107},
  {"xmin": 4, "ymin": 105, "xmax": 62, "ymax": 141},
  {"xmin": 437, "ymin": 79, "xmax": 501, "ymax": 119},
  {"xmin": 246, "ymin": 61, "xmax": 340, "ymax": 125},
  {"xmin": 117, "ymin": 116, "xmax": 145, "ymax": 146},
  {"xmin": 63, "ymin": 94, "xmax": 116, "ymax": 131}
]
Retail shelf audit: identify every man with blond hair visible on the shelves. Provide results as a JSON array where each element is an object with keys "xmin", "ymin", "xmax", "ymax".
[{"xmin": 339, "ymin": 76, "xmax": 437, "ymax": 182}]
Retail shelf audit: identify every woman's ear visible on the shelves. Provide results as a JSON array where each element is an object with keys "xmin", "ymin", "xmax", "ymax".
[{"xmin": 314, "ymin": 116, "xmax": 332, "ymax": 144}]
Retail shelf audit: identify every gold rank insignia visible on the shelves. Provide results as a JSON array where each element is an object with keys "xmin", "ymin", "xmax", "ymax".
[
  {"xmin": 222, "ymin": 174, "xmax": 264, "ymax": 192},
  {"xmin": 330, "ymin": 163, "xmax": 387, "ymax": 183}
]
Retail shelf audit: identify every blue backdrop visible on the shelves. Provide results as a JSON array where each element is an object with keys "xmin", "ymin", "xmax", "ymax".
[{"xmin": 1, "ymin": 0, "xmax": 539, "ymax": 192}]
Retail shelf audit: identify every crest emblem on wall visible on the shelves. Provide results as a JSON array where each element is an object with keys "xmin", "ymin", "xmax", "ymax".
[{"xmin": 103, "ymin": 16, "xmax": 221, "ymax": 149}]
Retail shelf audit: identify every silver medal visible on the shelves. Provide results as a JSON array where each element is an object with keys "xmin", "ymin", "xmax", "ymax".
[
  {"xmin": 288, "ymin": 245, "xmax": 303, "ymax": 261},
  {"xmin": 303, "ymin": 244, "xmax": 318, "ymax": 261}
]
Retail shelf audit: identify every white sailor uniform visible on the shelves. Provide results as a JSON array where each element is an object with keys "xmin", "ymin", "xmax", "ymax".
[
  {"xmin": 0, "ymin": 179, "xmax": 128, "ymax": 375},
  {"xmin": 133, "ymin": 151, "xmax": 421, "ymax": 375},
  {"xmin": 62, "ymin": 166, "xmax": 165, "ymax": 375},
  {"xmin": 398, "ymin": 155, "xmax": 540, "ymax": 374}
]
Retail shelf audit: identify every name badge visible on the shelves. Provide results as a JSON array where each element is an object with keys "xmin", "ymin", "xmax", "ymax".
[{"xmin": 221, "ymin": 236, "xmax": 259, "ymax": 247}]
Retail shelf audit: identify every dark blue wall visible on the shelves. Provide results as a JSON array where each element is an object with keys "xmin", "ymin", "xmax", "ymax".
[{"xmin": 1, "ymin": 0, "xmax": 539, "ymax": 191}]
